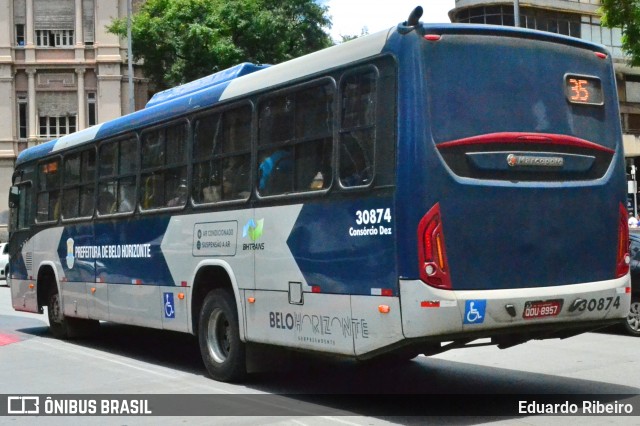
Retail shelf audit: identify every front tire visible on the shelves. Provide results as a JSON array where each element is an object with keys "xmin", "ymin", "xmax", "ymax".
[
  {"xmin": 198, "ymin": 289, "xmax": 246, "ymax": 382},
  {"xmin": 47, "ymin": 288, "xmax": 99, "ymax": 339},
  {"xmin": 624, "ymin": 297, "xmax": 640, "ymax": 337}
]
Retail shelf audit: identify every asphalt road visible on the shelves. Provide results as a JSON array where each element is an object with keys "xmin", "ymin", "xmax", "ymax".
[{"xmin": 0, "ymin": 283, "xmax": 638, "ymax": 425}]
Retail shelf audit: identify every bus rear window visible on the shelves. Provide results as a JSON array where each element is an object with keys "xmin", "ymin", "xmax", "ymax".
[{"xmin": 426, "ymin": 36, "xmax": 613, "ymax": 149}]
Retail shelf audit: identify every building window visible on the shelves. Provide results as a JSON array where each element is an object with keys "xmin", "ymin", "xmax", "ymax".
[
  {"xmin": 35, "ymin": 30, "xmax": 74, "ymax": 47},
  {"xmin": 454, "ymin": 6, "xmax": 580, "ymax": 38},
  {"xmin": 16, "ymin": 24, "xmax": 25, "ymax": 46},
  {"xmin": 39, "ymin": 116, "xmax": 76, "ymax": 139},
  {"xmin": 626, "ymin": 80, "xmax": 640, "ymax": 104},
  {"xmin": 87, "ymin": 92, "xmax": 97, "ymax": 126},
  {"xmin": 35, "ymin": 30, "xmax": 48, "ymax": 46},
  {"xmin": 582, "ymin": 16, "xmax": 623, "ymax": 58},
  {"xmin": 18, "ymin": 95, "xmax": 27, "ymax": 139},
  {"xmin": 627, "ymin": 114, "xmax": 640, "ymax": 134}
]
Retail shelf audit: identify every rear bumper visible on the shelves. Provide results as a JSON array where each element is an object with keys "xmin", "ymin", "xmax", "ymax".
[{"xmin": 400, "ymin": 275, "xmax": 631, "ymax": 339}]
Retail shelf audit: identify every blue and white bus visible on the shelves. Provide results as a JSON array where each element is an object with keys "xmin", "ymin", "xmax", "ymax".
[{"xmin": 8, "ymin": 11, "xmax": 632, "ymax": 382}]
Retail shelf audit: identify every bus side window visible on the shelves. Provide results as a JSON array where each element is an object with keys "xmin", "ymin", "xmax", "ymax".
[
  {"xmin": 193, "ymin": 115, "xmax": 220, "ymax": 203},
  {"xmin": 295, "ymin": 84, "xmax": 333, "ymax": 191},
  {"xmin": 222, "ymin": 155, "xmax": 250, "ymax": 200},
  {"xmin": 339, "ymin": 70, "xmax": 377, "ymax": 188},
  {"xmin": 99, "ymin": 136, "xmax": 137, "ymax": 215},
  {"xmin": 193, "ymin": 105, "xmax": 251, "ymax": 204},
  {"xmin": 10, "ymin": 182, "xmax": 32, "ymax": 230},
  {"xmin": 97, "ymin": 185, "xmax": 116, "ymax": 215},
  {"xmin": 141, "ymin": 123, "xmax": 187, "ymax": 210},
  {"xmin": 141, "ymin": 173, "xmax": 163, "ymax": 209},
  {"xmin": 259, "ymin": 97, "xmax": 294, "ymax": 144},
  {"xmin": 258, "ymin": 149, "xmax": 293, "ymax": 195},
  {"xmin": 63, "ymin": 149, "xmax": 95, "ymax": 219},
  {"xmin": 257, "ymin": 81, "xmax": 334, "ymax": 196},
  {"xmin": 36, "ymin": 159, "xmax": 61, "ymax": 222}
]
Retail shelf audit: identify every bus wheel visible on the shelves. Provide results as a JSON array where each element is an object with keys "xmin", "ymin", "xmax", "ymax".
[
  {"xmin": 624, "ymin": 297, "xmax": 640, "ymax": 337},
  {"xmin": 198, "ymin": 289, "xmax": 246, "ymax": 382},
  {"xmin": 47, "ymin": 289, "xmax": 99, "ymax": 339}
]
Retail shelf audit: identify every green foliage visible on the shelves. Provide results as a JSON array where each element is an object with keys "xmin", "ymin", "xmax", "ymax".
[
  {"xmin": 339, "ymin": 27, "xmax": 369, "ymax": 43},
  {"xmin": 108, "ymin": 0, "xmax": 333, "ymax": 90},
  {"xmin": 600, "ymin": 0, "xmax": 640, "ymax": 66}
]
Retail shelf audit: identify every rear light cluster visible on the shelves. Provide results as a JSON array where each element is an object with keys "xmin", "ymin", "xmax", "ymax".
[
  {"xmin": 616, "ymin": 202, "xmax": 630, "ymax": 278},
  {"xmin": 417, "ymin": 203, "xmax": 452, "ymax": 289}
]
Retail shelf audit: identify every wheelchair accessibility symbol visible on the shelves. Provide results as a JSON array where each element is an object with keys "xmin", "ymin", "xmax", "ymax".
[
  {"xmin": 164, "ymin": 292, "xmax": 175, "ymax": 319},
  {"xmin": 464, "ymin": 300, "xmax": 486, "ymax": 324}
]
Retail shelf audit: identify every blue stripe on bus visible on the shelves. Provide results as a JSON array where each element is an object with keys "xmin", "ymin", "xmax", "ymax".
[
  {"xmin": 57, "ymin": 216, "xmax": 173, "ymax": 285},
  {"xmin": 286, "ymin": 196, "xmax": 397, "ymax": 296}
]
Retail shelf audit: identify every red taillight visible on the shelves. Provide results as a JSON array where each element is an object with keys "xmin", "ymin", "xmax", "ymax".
[
  {"xmin": 616, "ymin": 202, "xmax": 630, "ymax": 278},
  {"xmin": 417, "ymin": 203, "xmax": 452, "ymax": 289}
]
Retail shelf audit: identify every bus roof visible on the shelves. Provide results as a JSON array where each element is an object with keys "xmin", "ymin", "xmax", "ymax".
[
  {"xmin": 15, "ymin": 22, "xmax": 609, "ymax": 167},
  {"xmin": 145, "ymin": 63, "xmax": 269, "ymax": 108}
]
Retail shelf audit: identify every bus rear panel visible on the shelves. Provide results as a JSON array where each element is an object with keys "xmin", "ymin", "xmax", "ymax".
[{"xmin": 393, "ymin": 26, "xmax": 629, "ymax": 347}]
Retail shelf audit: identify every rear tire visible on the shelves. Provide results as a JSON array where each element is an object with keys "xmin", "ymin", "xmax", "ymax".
[
  {"xmin": 198, "ymin": 289, "xmax": 246, "ymax": 382},
  {"xmin": 624, "ymin": 297, "xmax": 640, "ymax": 337},
  {"xmin": 47, "ymin": 288, "xmax": 99, "ymax": 339}
]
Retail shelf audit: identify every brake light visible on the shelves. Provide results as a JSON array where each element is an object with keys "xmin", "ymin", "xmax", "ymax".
[
  {"xmin": 417, "ymin": 203, "xmax": 452, "ymax": 289},
  {"xmin": 616, "ymin": 202, "xmax": 630, "ymax": 278}
]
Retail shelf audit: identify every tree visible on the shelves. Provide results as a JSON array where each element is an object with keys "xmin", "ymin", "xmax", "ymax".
[
  {"xmin": 600, "ymin": 0, "xmax": 640, "ymax": 66},
  {"xmin": 108, "ymin": 0, "xmax": 333, "ymax": 90},
  {"xmin": 339, "ymin": 26, "xmax": 369, "ymax": 43}
]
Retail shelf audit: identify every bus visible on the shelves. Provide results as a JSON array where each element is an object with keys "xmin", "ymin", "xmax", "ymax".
[{"xmin": 8, "ymin": 10, "xmax": 632, "ymax": 382}]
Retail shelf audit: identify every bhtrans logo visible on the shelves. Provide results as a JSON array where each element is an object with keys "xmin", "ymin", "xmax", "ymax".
[
  {"xmin": 507, "ymin": 154, "xmax": 564, "ymax": 168},
  {"xmin": 242, "ymin": 218, "xmax": 265, "ymax": 250}
]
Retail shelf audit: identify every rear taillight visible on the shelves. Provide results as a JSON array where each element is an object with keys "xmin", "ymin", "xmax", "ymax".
[
  {"xmin": 616, "ymin": 202, "xmax": 630, "ymax": 278},
  {"xmin": 417, "ymin": 203, "xmax": 452, "ymax": 289}
]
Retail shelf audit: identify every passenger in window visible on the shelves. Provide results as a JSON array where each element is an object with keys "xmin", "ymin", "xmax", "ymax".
[
  {"xmin": 258, "ymin": 150, "xmax": 293, "ymax": 195},
  {"xmin": 309, "ymin": 172, "xmax": 324, "ymax": 190},
  {"xmin": 142, "ymin": 175, "xmax": 160, "ymax": 209},
  {"xmin": 223, "ymin": 157, "xmax": 250, "ymax": 199},
  {"xmin": 202, "ymin": 175, "xmax": 221, "ymax": 203},
  {"xmin": 97, "ymin": 189, "xmax": 115, "ymax": 214},
  {"xmin": 340, "ymin": 134, "xmax": 371, "ymax": 187},
  {"xmin": 118, "ymin": 185, "xmax": 135, "ymax": 212},
  {"xmin": 79, "ymin": 188, "xmax": 93, "ymax": 216},
  {"xmin": 167, "ymin": 181, "xmax": 188, "ymax": 207}
]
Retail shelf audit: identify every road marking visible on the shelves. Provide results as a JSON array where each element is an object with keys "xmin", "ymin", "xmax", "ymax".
[
  {"xmin": 320, "ymin": 417, "xmax": 365, "ymax": 426},
  {"xmin": 35, "ymin": 338, "xmax": 234, "ymax": 392},
  {"xmin": 0, "ymin": 333, "xmax": 20, "ymax": 346}
]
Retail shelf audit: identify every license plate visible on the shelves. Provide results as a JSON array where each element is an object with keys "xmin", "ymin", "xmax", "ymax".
[{"xmin": 523, "ymin": 299, "xmax": 563, "ymax": 319}]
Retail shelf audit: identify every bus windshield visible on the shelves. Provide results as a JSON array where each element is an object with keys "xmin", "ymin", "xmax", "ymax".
[{"xmin": 427, "ymin": 35, "xmax": 613, "ymax": 148}]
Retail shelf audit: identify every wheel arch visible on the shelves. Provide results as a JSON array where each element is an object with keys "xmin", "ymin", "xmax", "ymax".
[
  {"xmin": 36, "ymin": 261, "xmax": 60, "ymax": 311},
  {"xmin": 190, "ymin": 260, "xmax": 245, "ymax": 340}
]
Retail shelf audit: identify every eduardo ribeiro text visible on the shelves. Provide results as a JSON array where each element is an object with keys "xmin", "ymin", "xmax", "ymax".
[{"xmin": 519, "ymin": 400, "xmax": 633, "ymax": 415}]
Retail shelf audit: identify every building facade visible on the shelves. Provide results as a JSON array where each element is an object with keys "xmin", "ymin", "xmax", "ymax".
[
  {"xmin": 0, "ymin": 0, "xmax": 148, "ymax": 236},
  {"xmin": 449, "ymin": 0, "xmax": 640, "ymax": 187}
]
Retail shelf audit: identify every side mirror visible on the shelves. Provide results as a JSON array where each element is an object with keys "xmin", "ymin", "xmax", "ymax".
[{"xmin": 8, "ymin": 186, "xmax": 19, "ymax": 208}]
